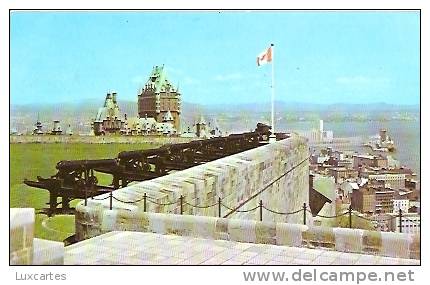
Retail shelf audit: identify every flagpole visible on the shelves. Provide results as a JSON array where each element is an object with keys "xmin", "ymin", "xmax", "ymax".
[{"xmin": 269, "ymin": 43, "xmax": 276, "ymax": 143}]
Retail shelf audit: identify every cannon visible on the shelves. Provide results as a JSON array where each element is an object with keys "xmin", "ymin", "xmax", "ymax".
[{"xmin": 24, "ymin": 123, "xmax": 282, "ymax": 216}]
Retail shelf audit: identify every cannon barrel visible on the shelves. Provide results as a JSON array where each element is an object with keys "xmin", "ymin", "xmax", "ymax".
[
  {"xmin": 118, "ymin": 148, "xmax": 168, "ymax": 160},
  {"xmin": 227, "ymin": 132, "xmax": 259, "ymax": 139},
  {"xmin": 56, "ymin": 159, "xmax": 118, "ymax": 170}
]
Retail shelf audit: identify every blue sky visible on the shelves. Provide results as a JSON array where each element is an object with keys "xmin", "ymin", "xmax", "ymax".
[{"xmin": 10, "ymin": 11, "xmax": 420, "ymax": 105}]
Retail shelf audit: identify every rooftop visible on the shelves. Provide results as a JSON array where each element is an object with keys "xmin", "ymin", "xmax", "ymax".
[
  {"xmin": 354, "ymin": 154, "xmax": 375, "ymax": 159},
  {"xmin": 145, "ymin": 65, "xmax": 177, "ymax": 93},
  {"xmin": 65, "ymin": 231, "xmax": 419, "ymax": 265}
]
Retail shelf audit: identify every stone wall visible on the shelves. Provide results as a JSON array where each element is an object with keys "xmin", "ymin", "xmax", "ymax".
[
  {"xmin": 75, "ymin": 136, "xmax": 310, "ymax": 234},
  {"xmin": 74, "ymin": 209, "xmax": 419, "ymax": 259}
]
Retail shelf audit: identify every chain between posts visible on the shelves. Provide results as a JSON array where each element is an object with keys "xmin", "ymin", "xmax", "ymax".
[{"xmin": 88, "ymin": 192, "xmax": 410, "ymax": 230}]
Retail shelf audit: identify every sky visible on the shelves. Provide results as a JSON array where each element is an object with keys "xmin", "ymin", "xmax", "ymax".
[{"xmin": 10, "ymin": 11, "xmax": 420, "ymax": 106}]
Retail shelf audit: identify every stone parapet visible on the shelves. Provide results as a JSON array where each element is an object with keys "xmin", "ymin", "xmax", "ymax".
[
  {"xmin": 74, "ymin": 209, "xmax": 419, "ymax": 260},
  {"xmin": 76, "ymin": 137, "xmax": 310, "ymax": 227}
]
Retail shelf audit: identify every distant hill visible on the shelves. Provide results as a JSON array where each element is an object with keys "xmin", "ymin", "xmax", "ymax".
[
  {"xmin": 10, "ymin": 99, "xmax": 419, "ymax": 134},
  {"xmin": 200, "ymin": 101, "xmax": 419, "ymax": 113}
]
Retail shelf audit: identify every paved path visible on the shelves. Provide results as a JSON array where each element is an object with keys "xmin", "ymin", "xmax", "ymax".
[{"xmin": 65, "ymin": 231, "xmax": 419, "ymax": 265}]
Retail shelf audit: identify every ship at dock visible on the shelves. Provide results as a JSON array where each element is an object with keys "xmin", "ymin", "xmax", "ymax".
[{"xmin": 364, "ymin": 129, "xmax": 396, "ymax": 153}]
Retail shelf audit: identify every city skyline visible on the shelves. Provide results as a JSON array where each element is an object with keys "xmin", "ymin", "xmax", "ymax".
[{"xmin": 10, "ymin": 11, "xmax": 420, "ymax": 106}]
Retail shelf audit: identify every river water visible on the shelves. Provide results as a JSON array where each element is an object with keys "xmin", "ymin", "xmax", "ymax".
[{"xmin": 281, "ymin": 120, "xmax": 420, "ymax": 180}]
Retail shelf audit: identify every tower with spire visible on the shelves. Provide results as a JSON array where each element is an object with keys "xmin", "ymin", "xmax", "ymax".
[
  {"xmin": 137, "ymin": 65, "xmax": 181, "ymax": 132},
  {"xmin": 33, "ymin": 113, "xmax": 43, "ymax": 135}
]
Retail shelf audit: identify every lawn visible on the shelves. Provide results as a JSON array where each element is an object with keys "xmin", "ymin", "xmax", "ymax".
[{"xmin": 10, "ymin": 143, "xmax": 156, "ymax": 242}]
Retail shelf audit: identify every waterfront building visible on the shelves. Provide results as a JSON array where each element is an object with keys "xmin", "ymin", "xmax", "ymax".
[
  {"xmin": 339, "ymin": 181, "xmax": 359, "ymax": 200},
  {"xmin": 389, "ymin": 213, "xmax": 420, "ymax": 234},
  {"xmin": 353, "ymin": 154, "xmax": 388, "ymax": 169},
  {"xmin": 369, "ymin": 173, "xmax": 406, "ymax": 190},
  {"xmin": 393, "ymin": 199, "xmax": 410, "ymax": 214},
  {"xmin": 375, "ymin": 189, "xmax": 395, "ymax": 213},
  {"xmin": 351, "ymin": 187, "xmax": 376, "ymax": 213},
  {"xmin": 328, "ymin": 167, "xmax": 358, "ymax": 183}
]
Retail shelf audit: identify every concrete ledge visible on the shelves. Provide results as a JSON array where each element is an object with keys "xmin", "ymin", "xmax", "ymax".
[
  {"xmin": 228, "ymin": 219, "xmax": 257, "ymax": 243},
  {"xmin": 276, "ymin": 223, "xmax": 308, "ymax": 247},
  {"xmin": 64, "ymin": 231, "xmax": 420, "ymax": 265},
  {"xmin": 380, "ymin": 232, "xmax": 410, "ymax": 259},
  {"xmin": 362, "ymin": 231, "xmax": 382, "ymax": 255},
  {"xmin": 74, "ymin": 209, "xmax": 420, "ymax": 260},
  {"xmin": 409, "ymin": 234, "xmax": 420, "ymax": 260},
  {"xmin": 303, "ymin": 226, "xmax": 335, "ymax": 249},
  {"xmin": 333, "ymin": 228, "xmax": 363, "ymax": 253}
]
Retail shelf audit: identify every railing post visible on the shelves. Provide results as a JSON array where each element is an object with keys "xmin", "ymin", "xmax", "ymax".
[
  {"xmin": 218, "ymin": 197, "xmax": 221, "ymax": 218},
  {"xmin": 109, "ymin": 190, "xmax": 113, "ymax": 210},
  {"xmin": 399, "ymin": 208, "xmax": 403, "ymax": 233},
  {"xmin": 259, "ymin": 200, "xmax": 263, "ymax": 222},
  {"xmin": 84, "ymin": 188, "xmax": 87, "ymax": 206},
  {"xmin": 303, "ymin": 202, "xmax": 307, "ymax": 225},
  {"xmin": 180, "ymin": 195, "xmax": 183, "ymax": 215},
  {"xmin": 348, "ymin": 205, "xmax": 352, "ymax": 228},
  {"xmin": 143, "ymin": 193, "xmax": 147, "ymax": 212}
]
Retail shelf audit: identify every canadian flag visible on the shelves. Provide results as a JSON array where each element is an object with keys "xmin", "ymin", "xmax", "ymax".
[{"xmin": 257, "ymin": 45, "xmax": 273, "ymax": 66}]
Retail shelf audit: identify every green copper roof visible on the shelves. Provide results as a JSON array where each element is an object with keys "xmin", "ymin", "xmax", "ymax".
[{"xmin": 146, "ymin": 65, "xmax": 176, "ymax": 93}]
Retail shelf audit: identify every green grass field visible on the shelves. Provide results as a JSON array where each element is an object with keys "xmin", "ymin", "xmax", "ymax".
[{"xmin": 10, "ymin": 143, "xmax": 156, "ymax": 242}]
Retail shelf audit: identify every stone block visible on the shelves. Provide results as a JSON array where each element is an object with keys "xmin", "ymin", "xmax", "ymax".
[
  {"xmin": 10, "ymin": 247, "xmax": 33, "ymax": 265},
  {"xmin": 409, "ymin": 234, "xmax": 420, "ymax": 260},
  {"xmin": 148, "ymin": 213, "xmax": 167, "ymax": 234},
  {"xmin": 193, "ymin": 216, "xmax": 217, "ymax": 239},
  {"xmin": 228, "ymin": 219, "xmax": 256, "ymax": 243},
  {"xmin": 10, "ymin": 208, "xmax": 34, "ymax": 253},
  {"xmin": 10, "ymin": 226, "xmax": 25, "ymax": 253},
  {"xmin": 255, "ymin": 222, "xmax": 276, "ymax": 244},
  {"xmin": 115, "ymin": 209, "xmax": 134, "ymax": 231},
  {"xmin": 164, "ymin": 214, "xmax": 195, "ymax": 236},
  {"xmin": 362, "ymin": 230, "xmax": 382, "ymax": 255},
  {"xmin": 380, "ymin": 232, "xmax": 410, "ymax": 258},
  {"xmin": 276, "ymin": 223, "xmax": 308, "ymax": 247},
  {"xmin": 101, "ymin": 209, "xmax": 118, "ymax": 232},
  {"xmin": 333, "ymin": 228, "xmax": 363, "ymax": 253},
  {"xmin": 303, "ymin": 226, "xmax": 335, "ymax": 249},
  {"xmin": 33, "ymin": 238, "xmax": 64, "ymax": 265},
  {"xmin": 215, "ymin": 218, "xmax": 230, "ymax": 240}
]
